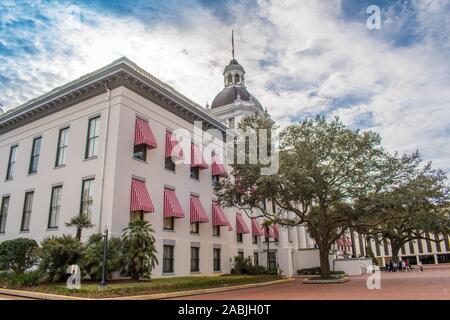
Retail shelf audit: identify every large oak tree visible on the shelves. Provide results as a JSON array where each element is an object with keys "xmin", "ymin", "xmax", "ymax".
[{"xmin": 216, "ymin": 114, "xmax": 386, "ymax": 277}]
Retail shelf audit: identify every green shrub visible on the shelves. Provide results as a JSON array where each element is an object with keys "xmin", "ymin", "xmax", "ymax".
[
  {"xmin": 231, "ymin": 256, "xmax": 253, "ymax": 274},
  {"xmin": 122, "ymin": 220, "xmax": 158, "ymax": 280},
  {"xmin": 0, "ymin": 270, "xmax": 42, "ymax": 287},
  {"xmin": 0, "ymin": 238, "xmax": 38, "ymax": 273},
  {"xmin": 81, "ymin": 233, "xmax": 125, "ymax": 281},
  {"xmin": 297, "ymin": 267, "xmax": 321, "ymax": 275},
  {"xmin": 38, "ymin": 235, "xmax": 83, "ymax": 283},
  {"xmin": 247, "ymin": 265, "xmax": 267, "ymax": 275}
]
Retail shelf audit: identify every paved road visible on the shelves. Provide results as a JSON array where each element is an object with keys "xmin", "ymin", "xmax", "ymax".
[
  {"xmin": 173, "ymin": 264, "xmax": 450, "ymax": 300},
  {"xmin": 0, "ymin": 293, "xmax": 32, "ymax": 300}
]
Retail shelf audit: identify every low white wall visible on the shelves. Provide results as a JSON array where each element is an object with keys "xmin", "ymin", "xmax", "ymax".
[{"xmin": 333, "ymin": 258, "xmax": 373, "ymax": 276}]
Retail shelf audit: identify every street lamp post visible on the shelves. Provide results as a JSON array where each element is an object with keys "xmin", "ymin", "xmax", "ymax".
[{"xmin": 100, "ymin": 227, "xmax": 108, "ymax": 287}]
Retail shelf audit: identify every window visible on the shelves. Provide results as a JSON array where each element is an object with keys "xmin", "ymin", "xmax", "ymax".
[
  {"xmin": 165, "ymin": 156, "xmax": 175, "ymax": 171},
  {"xmin": 190, "ymin": 166, "xmax": 199, "ymax": 180},
  {"xmin": 253, "ymin": 235, "xmax": 258, "ymax": 244},
  {"xmin": 271, "ymin": 201, "xmax": 276, "ymax": 213},
  {"xmin": 28, "ymin": 137, "xmax": 42, "ymax": 174},
  {"xmin": 417, "ymin": 239, "xmax": 424, "ymax": 253},
  {"xmin": 238, "ymin": 251, "xmax": 244, "ymax": 258},
  {"xmin": 56, "ymin": 127, "xmax": 69, "ymax": 167},
  {"xmin": 444, "ymin": 235, "xmax": 450, "ymax": 252},
  {"xmin": 237, "ymin": 233, "xmax": 243, "ymax": 242},
  {"xmin": 80, "ymin": 179, "xmax": 94, "ymax": 219},
  {"xmin": 130, "ymin": 211, "xmax": 144, "ymax": 222},
  {"xmin": 191, "ymin": 247, "xmax": 200, "ymax": 272},
  {"xmin": 163, "ymin": 217, "xmax": 174, "ymax": 230},
  {"xmin": 190, "ymin": 222, "xmax": 199, "ymax": 234},
  {"xmin": 375, "ymin": 241, "xmax": 381, "ymax": 256},
  {"xmin": 211, "ymin": 175, "xmax": 219, "ymax": 187},
  {"xmin": 85, "ymin": 116, "xmax": 100, "ymax": 159},
  {"xmin": 21, "ymin": 192, "xmax": 34, "ymax": 231},
  {"xmin": 6, "ymin": 145, "xmax": 17, "ymax": 180},
  {"xmin": 48, "ymin": 186, "xmax": 62, "ymax": 229},
  {"xmin": 426, "ymin": 234, "xmax": 433, "ymax": 253},
  {"xmin": 261, "ymin": 200, "xmax": 266, "ymax": 211},
  {"xmin": 0, "ymin": 196, "xmax": 10, "ymax": 233},
  {"xmin": 212, "ymin": 225, "xmax": 220, "ymax": 237},
  {"xmin": 228, "ymin": 117, "xmax": 235, "ymax": 129},
  {"xmin": 163, "ymin": 245, "xmax": 174, "ymax": 273},
  {"xmin": 435, "ymin": 234, "xmax": 442, "ymax": 252},
  {"xmin": 268, "ymin": 251, "xmax": 277, "ymax": 270},
  {"xmin": 253, "ymin": 252, "xmax": 259, "ymax": 266},
  {"xmin": 409, "ymin": 241, "xmax": 415, "ymax": 254},
  {"xmin": 213, "ymin": 248, "xmax": 221, "ymax": 271},
  {"xmin": 133, "ymin": 144, "xmax": 147, "ymax": 161}
]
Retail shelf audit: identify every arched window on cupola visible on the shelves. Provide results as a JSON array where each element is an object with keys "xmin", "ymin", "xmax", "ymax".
[
  {"xmin": 226, "ymin": 74, "xmax": 233, "ymax": 85},
  {"xmin": 234, "ymin": 74, "xmax": 240, "ymax": 84}
]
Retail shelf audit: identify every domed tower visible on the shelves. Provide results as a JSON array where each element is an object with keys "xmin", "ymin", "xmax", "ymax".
[{"xmin": 209, "ymin": 32, "xmax": 264, "ymax": 130}]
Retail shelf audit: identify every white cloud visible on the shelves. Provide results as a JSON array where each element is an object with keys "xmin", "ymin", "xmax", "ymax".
[{"xmin": 1, "ymin": 0, "xmax": 449, "ymax": 173}]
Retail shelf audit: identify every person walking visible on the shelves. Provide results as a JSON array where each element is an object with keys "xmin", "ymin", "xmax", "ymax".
[
  {"xmin": 418, "ymin": 260, "xmax": 424, "ymax": 271},
  {"xmin": 405, "ymin": 259, "xmax": 411, "ymax": 272},
  {"xmin": 401, "ymin": 260, "xmax": 406, "ymax": 272}
]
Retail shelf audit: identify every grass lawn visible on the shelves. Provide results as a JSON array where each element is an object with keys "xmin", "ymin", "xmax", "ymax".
[{"xmin": 20, "ymin": 274, "xmax": 283, "ymax": 298}]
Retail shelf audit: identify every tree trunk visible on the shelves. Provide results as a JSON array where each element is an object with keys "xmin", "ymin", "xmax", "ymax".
[
  {"xmin": 390, "ymin": 240, "xmax": 401, "ymax": 263},
  {"xmin": 76, "ymin": 228, "xmax": 82, "ymax": 240},
  {"xmin": 319, "ymin": 245, "xmax": 331, "ymax": 277}
]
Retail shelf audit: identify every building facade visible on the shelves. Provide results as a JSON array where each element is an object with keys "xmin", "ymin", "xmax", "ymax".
[{"xmin": 1, "ymin": 57, "xmax": 449, "ymax": 279}]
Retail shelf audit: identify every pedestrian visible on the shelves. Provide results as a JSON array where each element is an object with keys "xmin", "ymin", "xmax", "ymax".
[
  {"xmin": 418, "ymin": 260, "xmax": 424, "ymax": 271},
  {"xmin": 405, "ymin": 259, "xmax": 411, "ymax": 272},
  {"xmin": 389, "ymin": 261, "xmax": 394, "ymax": 272},
  {"xmin": 401, "ymin": 260, "xmax": 406, "ymax": 272}
]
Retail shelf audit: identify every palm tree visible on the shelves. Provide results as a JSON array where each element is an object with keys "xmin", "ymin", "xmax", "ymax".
[
  {"xmin": 261, "ymin": 220, "xmax": 273, "ymax": 269},
  {"xmin": 122, "ymin": 220, "xmax": 158, "ymax": 280},
  {"xmin": 65, "ymin": 213, "xmax": 94, "ymax": 240}
]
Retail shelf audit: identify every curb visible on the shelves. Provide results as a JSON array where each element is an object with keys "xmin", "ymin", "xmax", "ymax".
[
  {"xmin": 303, "ymin": 277, "xmax": 350, "ymax": 284},
  {"xmin": 0, "ymin": 278, "xmax": 294, "ymax": 300},
  {"xmin": 0, "ymin": 288, "xmax": 92, "ymax": 300}
]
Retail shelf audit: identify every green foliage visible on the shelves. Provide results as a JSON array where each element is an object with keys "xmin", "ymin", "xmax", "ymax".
[
  {"xmin": 231, "ymin": 256, "xmax": 268, "ymax": 275},
  {"xmin": 217, "ymin": 115, "xmax": 385, "ymax": 276},
  {"xmin": 122, "ymin": 220, "xmax": 158, "ymax": 280},
  {"xmin": 0, "ymin": 238, "xmax": 38, "ymax": 273},
  {"xmin": 38, "ymin": 235, "xmax": 83, "ymax": 283},
  {"xmin": 0, "ymin": 270, "xmax": 42, "ymax": 287},
  {"xmin": 356, "ymin": 152, "xmax": 450, "ymax": 260},
  {"xmin": 231, "ymin": 256, "xmax": 252, "ymax": 274},
  {"xmin": 297, "ymin": 267, "xmax": 345, "ymax": 276},
  {"xmin": 81, "ymin": 233, "xmax": 125, "ymax": 281},
  {"xmin": 65, "ymin": 213, "xmax": 94, "ymax": 240}
]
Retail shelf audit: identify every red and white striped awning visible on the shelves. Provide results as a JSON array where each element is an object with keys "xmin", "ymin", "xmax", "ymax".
[
  {"xmin": 264, "ymin": 225, "xmax": 275, "ymax": 238},
  {"xmin": 165, "ymin": 131, "xmax": 184, "ymax": 159},
  {"xmin": 212, "ymin": 154, "xmax": 227, "ymax": 176},
  {"xmin": 236, "ymin": 213, "xmax": 250, "ymax": 234},
  {"xmin": 251, "ymin": 219, "xmax": 264, "ymax": 236},
  {"xmin": 191, "ymin": 143, "xmax": 208, "ymax": 169},
  {"xmin": 273, "ymin": 224, "xmax": 280, "ymax": 240},
  {"xmin": 212, "ymin": 201, "xmax": 231, "ymax": 228},
  {"xmin": 130, "ymin": 179, "xmax": 154, "ymax": 213},
  {"xmin": 190, "ymin": 196, "xmax": 209, "ymax": 223},
  {"xmin": 345, "ymin": 237, "xmax": 352, "ymax": 247},
  {"xmin": 134, "ymin": 118, "xmax": 157, "ymax": 149},
  {"xmin": 163, "ymin": 188, "xmax": 185, "ymax": 218}
]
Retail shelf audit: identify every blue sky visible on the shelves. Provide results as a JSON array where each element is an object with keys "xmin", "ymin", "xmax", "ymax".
[{"xmin": 1, "ymin": 0, "xmax": 450, "ymax": 172}]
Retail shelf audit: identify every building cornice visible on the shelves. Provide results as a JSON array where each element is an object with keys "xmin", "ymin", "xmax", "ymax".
[{"xmin": 0, "ymin": 57, "xmax": 227, "ymax": 135}]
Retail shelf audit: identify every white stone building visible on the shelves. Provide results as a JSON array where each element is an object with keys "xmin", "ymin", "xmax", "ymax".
[{"xmin": 1, "ymin": 56, "xmax": 449, "ymax": 279}]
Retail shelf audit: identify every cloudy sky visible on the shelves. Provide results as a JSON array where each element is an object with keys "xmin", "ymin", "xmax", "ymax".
[{"xmin": 1, "ymin": 0, "xmax": 449, "ymax": 172}]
